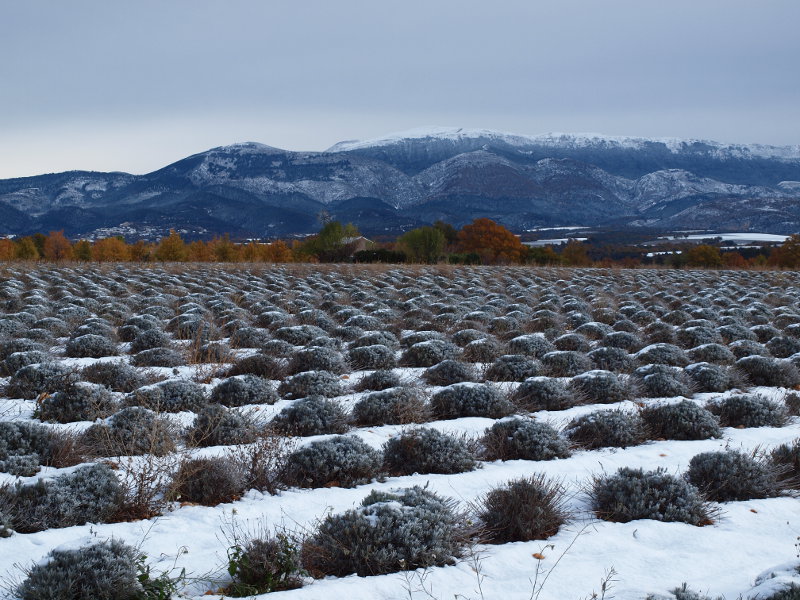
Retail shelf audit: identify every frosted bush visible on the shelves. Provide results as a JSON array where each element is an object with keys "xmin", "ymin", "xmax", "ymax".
[
  {"xmin": 485, "ymin": 354, "xmax": 541, "ymax": 382},
  {"xmin": 30, "ymin": 316, "xmax": 70, "ymax": 336},
  {"xmin": 541, "ymin": 350, "xmax": 592, "ymax": 377},
  {"xmin": 344, "ymin": 314, "xmax": 382, "ymax": 330},
  {"xmin": 283, "ymin": 435, "xmax": 382, "ymax": 488},
  {"xmin": 231, "ymin": 327, "xmax": 272, "ymax": 349},
  {"xmin": 401, "ymin": 340, "xmax": 458, "ymax": 367},
  {"xmin": 530, "ymin": 310, "xmax": 563, "ymax": 332},
  {"xmin": 186, "ymin": 404, "xmax": 259, "ymax": 447},
  {"xmin": 551, "ymin": 333, "xmax": 589, "ymax": 353},
  {"xmin": 481, "ymin": 417, "xmax": 570, "ymax": 461},
  {"xmin": 569, "ymin": 370, "xmax": 632, "ymax": 404},
  {"xmin": 767, "ymin": 336, "xmax": 800, "ymax": 358},
  {"xmin": 123, "ymin": 314, "xmax": 161, "ymax": 331},
  {"xmin": 785, "ymin": 391, "xmax": 800, "ymax": 416},
  {"xmin": 0, "ymin": 337, "xmax": 46, "ymax": 360},
  {"xmin": 66, "ymin": 334, "xmax": 118, "ymax": 358},
  {"xmin": 71, "ymin": 322, "xmax": 115, "ymax": 341},
  {"xmin": 1, "ymin": 350, "xmax": 51, "ymax": 376},
  {"xmin": 127, "ymin": 379, "xmax": 206, "ymax": 412},
  {"xmin": 612, "ymin": 318, "xmax": 639, "ymax": 333},
  {"xmin": 710, "ymin": 394, "xmax": 788, "ymax": 428},
  {"xmin": 770, "ymin": 439, "xmax": 800, "ymax": 484},
  {"xmin": 718, "ymin": 323, "xmax": 757, "ymax": 343},
  {"xmin": 81, "ymin": 361, "xmax": 146, "ymax": 392},
  {"xmin": 227, "ymin": 353, "xmax": 284, "ymax": 379},
  {"xmin": 643, "ymin": 321, "xmax": 677, "ymax": 344},
  {"xmin": 591, "ymin": 467, "xmax": 711, "ymax": 525},
  {"xmin": 271, "ymin": 396, "xmax": 349, "ymax": 436},
  {"xmin": 513, "ymin": 376, "xmax": 578, "ymax": 412},
  {"xmin": 635, "ymin": 343, "xmax": 689, "ymax": 367},
  {"xmin": 278, "ymin": 370, "xmax": 344, "ymax": 399},
  {"xmin": 566, "ymin": 409, "xmax": 645, "ymax": 449},
  {"xmin": 8, "ymin": 463, "xmax": 124, "ymax": 533},
  {"xmin": 131, "ymin": 347, "xmax": 186, "ymax": 367},
  {"xmin": 751, "ymin": 324, "xmax": 781, "ymax": 343},
  {"xmin": 354, "ymin": 369, "xmax": 402, "ymax": 392},
  {"xmin": 641, "ymin": 400, "xmax": 721, "ymax": 440},
  {"xmin": 461, "ymin": 338, "xmax": 502, "ymax": 362},
  {"xmin": 684, "ymin": 362, "xmax": 738, "ymax": 393},
  {"xmin": 255, "ymin": 310, "xmax": 292, "ymax": 329},
  {"xmin": 478, "ymin": 475, "xmax": 568, "ymax": 543},
  {"xmin": 16, "ymin": 539, "xmax": 143, "ymax": 600},
  {"xmin": 0, "ymin": 453, "xmax": 41, "ymax": 477},
  {"xmin": 588, "ymin": 346, "xmax": 636, "ymax": 373},
  {"xmin": 167, "ymin": 314, "xmax": 212, "ymax": 340},
  {"xmin": 352, "ymin": 386, "xmax": 428, "ymax": 425},
  {"xmin": 575, "ymin": 321, "xmax": 614, "ymax": 340},
  {"xmin": 729, "ymin": 339, "xmax": 770, "ymax": 359},
  {"xmin": 401, "ymin": 330, "xmax": 444, "ymax": 347},
  {"xmin": 211, "ymin": 375, "xmax": 278, "ymax": 407},
  {"xmin": 287, "ymin": 346, "xmax": 347, "ymax": 375},
  {"xmin": 423, "ymin": 360, "xmax": 475, "ymax": 386},
  {"xmin": 383, "ymin": 427, "xmax": 477, "ymax": 475},
  {"xmin": 0, "ymin": 421, "xmax": 53, "ymax": 475},
  {"xmin": 687, "ymin": 343, "xmax": 735, "ymax": 365},
  {"xmin": 431, "ymin": 382, "xmax": 513, "ymax": 419},
  {"xmin": 38, "ymin": 381, "xmax": 117, "ymax": 423},
  {"xmin": 6, "ymin": 362, "xmax": 79, "ymax": 399},
  {"xmin": 348, "ymin": 344, "xmax": 396, "ymax": 370},
  {"xmin": 349, "ymin": 330, "xmax": 400, "ymax": 351},
  {"xmin": 129, "ymin": 328, "xmax": 171, "ymax": 353},
  {"xmin": 735, "ymin": 355, "xmax": 800, "ymax": 387},
  {"xmin": 686, "ymin": 450, "xmax": 780, "ymax": 501},
  {"xmin": 506, "ymin": 334, "xmax": 554, "ymax": 358},
  {"xmin": 451, "ymin": 328, "xmax": 486, "ymax": 347},
  {"xmin": 302, "ymin": 486, "xmax": 467, "ymax": 577},
  {"xmin": 601, "ymin": 331, "xmax": 642, "ymax": 352},
  {"xmin": 676, "ymin": 326, "xmax": 722, "ymax": 349},
  {"xmin": 634, "ymin": 364, "xmax": 692, "ymax": 398},
  {"xmin": 274, "ymin": 325, "xmax": 326, "ymax": 345},
  {"xmin": 84, "ymin": 406, "xmax": 176, "ymax": 456}
]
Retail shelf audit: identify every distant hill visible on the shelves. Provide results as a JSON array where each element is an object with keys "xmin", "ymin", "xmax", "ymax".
[{"xmin": 1, "ymin": 129, "xmax": 798, "ymax": 239}]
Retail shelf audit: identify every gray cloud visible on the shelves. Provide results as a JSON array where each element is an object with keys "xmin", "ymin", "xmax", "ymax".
[{"xmin": 1, "ymin": 0, "xmax": 798, "ymax": 177}]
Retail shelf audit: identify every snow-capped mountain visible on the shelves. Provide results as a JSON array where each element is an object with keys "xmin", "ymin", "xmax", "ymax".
[{"xmin": 0, "ymin": 128, "xmax": 798, "ymax": 238}]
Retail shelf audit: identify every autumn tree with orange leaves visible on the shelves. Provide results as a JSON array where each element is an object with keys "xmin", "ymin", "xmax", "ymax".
[
  {"xmin": 456, "ymin": 218, "xmax": 526, "ymax": 264},
  {"xmin": 43, "ymin": 230, "xmax": 73, "ymax": 261},
  {"xmin": 92, "ymin": 237, "xmax": 130, "ymax": 262}
]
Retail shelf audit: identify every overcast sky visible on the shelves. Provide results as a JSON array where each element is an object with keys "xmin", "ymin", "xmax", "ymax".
[{"xmin": 1, "ymin": 0, "xmax": 798, "ymax": 178}]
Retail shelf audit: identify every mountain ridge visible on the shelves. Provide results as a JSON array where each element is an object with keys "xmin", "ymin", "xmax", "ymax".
[{"xmin": 0, "ymin": 128, "xmax": 798, "ymax": 239}]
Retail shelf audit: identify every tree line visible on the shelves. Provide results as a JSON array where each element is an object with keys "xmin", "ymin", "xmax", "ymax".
[{"xmin": 1, "ymin": 220, "xmax": 798, "ymax": 269}]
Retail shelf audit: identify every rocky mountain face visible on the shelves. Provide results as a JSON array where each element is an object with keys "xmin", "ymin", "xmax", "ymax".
[{"xmin": 1, "ymin": 129, "xmax": 798, "ymax": 239}]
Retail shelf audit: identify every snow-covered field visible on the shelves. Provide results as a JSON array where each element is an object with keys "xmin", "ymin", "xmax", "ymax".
[{"xmin": 0, "ymin": 264, "xmax": 798, "ymax": 600}]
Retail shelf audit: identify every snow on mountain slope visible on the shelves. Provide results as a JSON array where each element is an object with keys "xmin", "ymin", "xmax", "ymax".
[
  {"xmin": 328, "ymin": 127, "xmax": 800, "ymax": 161},
  {"xmin": 633, "ymin": 169, "xmax": 782, "ymax": 211}
]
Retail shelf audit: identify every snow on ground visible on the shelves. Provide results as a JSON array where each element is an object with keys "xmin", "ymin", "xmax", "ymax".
[
  {"xmin": 1, "ymin": 370, "xmax": 797, "ymax": 600},
  {"xmin": 1, "ymin": 265, "xmax": 799, "ymax": 600},
  {"xmin": 660, "ymin": 233, "xmax": 790, "ymax": 244}
]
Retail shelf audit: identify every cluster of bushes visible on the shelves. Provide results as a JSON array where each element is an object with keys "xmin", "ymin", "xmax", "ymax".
[{"xmin": 3, "ymin": 263, "xmax": 800, "ymax": 596}]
